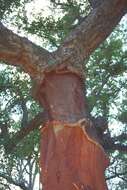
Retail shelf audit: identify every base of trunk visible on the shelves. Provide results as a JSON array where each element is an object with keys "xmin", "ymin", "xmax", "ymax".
[{"xmin": 40, "ymin": 121, "xmax": 109, "ymax": 190}]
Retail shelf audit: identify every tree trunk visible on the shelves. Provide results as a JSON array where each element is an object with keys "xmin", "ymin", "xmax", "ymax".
[
  {"xmin": 36, "ymin": 66, "xmax": 109, "ymax": 190},
  {"xmin": 0, "ymin": 1, "xmax": 127, "ymax": 189}
]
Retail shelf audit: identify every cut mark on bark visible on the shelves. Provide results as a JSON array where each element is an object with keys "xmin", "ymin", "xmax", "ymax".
[
  {"xmin": 72, "ymin": 182, "xmax": 80, "ymax": 190},
  {"xmin": 81, "ymin": 124, "xmax": 110, "ymax": 165},
  {"xmin": 72, "ymin": 183, "xmax": 92, "ymax": 190}
]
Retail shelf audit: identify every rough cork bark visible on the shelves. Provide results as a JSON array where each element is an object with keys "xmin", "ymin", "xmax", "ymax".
[
  {"xmin": 0, "ymin": 0, "xmax": 127, "ymax": 189},
  {"xmin": 0, "ymin": 0, "xmax": 127, "ymax": 82}
]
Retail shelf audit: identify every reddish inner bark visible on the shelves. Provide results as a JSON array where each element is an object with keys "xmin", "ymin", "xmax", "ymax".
[
  {"xmin": 37, "ymin": 70, "xmax": 109, "ymax": 190},
  {"xmin": 40, "ymin": 123, "xmax": 109, "ymax": 190}
]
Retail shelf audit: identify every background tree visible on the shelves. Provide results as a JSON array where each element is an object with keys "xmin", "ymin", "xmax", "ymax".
[{"xmin": 0, "ymin": 0, "xmax": 127, "ymax": 189}]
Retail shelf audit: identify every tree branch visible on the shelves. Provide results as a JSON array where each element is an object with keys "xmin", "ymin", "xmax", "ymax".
[
  {"xmin": 0, "ymin": 172, "xmax": 29, "ymax": 190},
  {"xmin": 113, "ymin": 133, "xmax": 127, "ymax": 142},
  {"xmin": 88, "ymin": 0, "xmax": 104, "ymax": 9},
  {"xmin": 4, "ymin": 111, "xmax": 127, "ymax": 154},
  {"xmin": 20, "ymin": 98, "xmax": 28, "ymax": 128},
  {"xmin": 0, "ymin": 182, "xmax": 11, "ymax": 190},
  {"xmin": 0, "ymin": 1, "xmax": 127, "ymax": 78},
  {"xmin": 103, "ymin": 134, "xmax": 127, "ymax": 153},
  {"xmin": 111, "ymin": 143, "xmax": 127, "ymax": 152},
  {"xmin": 54, "ymin": 0, "xmax": 127, "ymax": 66},
  {"xmin": 106, "ymin": 171, "xmax": 127, "ymax": 180},
  {"xmin": 0, "ymin": 23, "xmax": 54, "ymax": 79},
  {"xmin": 5, "ymin": 111, "xmax": 48, "ymax": 153}
]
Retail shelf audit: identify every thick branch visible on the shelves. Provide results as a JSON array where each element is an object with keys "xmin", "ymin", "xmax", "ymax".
[
  {"xmin": 5, "ymin": 112, "xmax": 48, "ymax": 153},
  {"xmin": 106, "ymin": 171, "xmax": 127, "ymax": 180},
  {"xmin": 0, "ymin": 23, "xmax": 54, "ymax": 79},
  {"xmin": 0, "ymin": 182, "xmax": 11, "ymax": 190},
  {"xmin": 89, "ymin": 0, "xmax": 104, "ymax": 9},
  {"xmin": 111, "ymin": 143, "xmax": 127, "ymax": 152},
  {"xmin": 0, "ymin": 1, "xmax": 127, "ymax": 77},
  {"xmin": 113, "ymin": 133, "xmax": 127, "ymax": 142},
  {"xmin": 20, "ymin": 99, "xmax": 28, "ymax": 128},
  {"xmin": 54, "ymin": 0, "xmax": 127, "ymax": 66},
  {"xmin": 103, "ymin": 134, "xmax": 127, "ymax": 153}
]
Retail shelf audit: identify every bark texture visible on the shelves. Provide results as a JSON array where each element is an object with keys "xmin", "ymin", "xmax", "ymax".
[
  {"xmin": 0, "ymin": 1, "xmax": 127, "ymax": 189},
  {"xmin": 37, "ymin": 69, "xmax": 109, "ymax": 190},
  {"xmin": 53, "ymin": 0, "xmax": 127, "ymax": 67},
  {"xmin": 36, "ymin": 68, "xmax": 87, "ymax": 123},
  {"xmin": 0, "ymin": 0, "xmax": 126, "ymax": 82},
  {"xmin": 0, "ymin": 23, "xmax": 55, "ymax": 80}
]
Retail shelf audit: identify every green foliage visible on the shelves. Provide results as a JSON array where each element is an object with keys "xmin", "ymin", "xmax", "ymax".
[
  {"xmin": 0, "ymin": 0, "xmax": 20, "ymax": 19},
  {"xmin": 86, "ymin": 28, "xmax": 127, "ymax": 117},
  {"xmin": 0, "ymin": 64, "xmax": 41, "ymax": 189},
  {"xmin": 107, "ymin": 153, "xmax": 127, "ymax": 190},
  {"xmin": 0, "ymin": 0, "xmax": 127, "ymax": 189},
  {"xmin": 0, "ymin": 0, "xmax": 32, "ymax": 21},
  {"xmin": 118, "ymin": 97, "xmax": 127, "ymax": 124},
  {"xmin": 7, "ymin": 0, "xmax": 90, "ymax": 49}
]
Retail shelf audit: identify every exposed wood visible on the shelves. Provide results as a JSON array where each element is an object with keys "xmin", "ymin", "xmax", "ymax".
[
  {"xmin": 5, "ymin": 122, "xmax": 127, "ymax": 154},
  {"xmin": 40, "ymin": 121, "xmax": 109, "ymax": 190},
  {"xmin": 38, "ymin": 69, "xmax": 109, "ymax": 189},
  {"xmin": 4, "ymin": 69, "xmax": 127, "ymax": 153},
  {"xmin": 0, "ymin": 2, "xmax": 127, "ymax": 189}
]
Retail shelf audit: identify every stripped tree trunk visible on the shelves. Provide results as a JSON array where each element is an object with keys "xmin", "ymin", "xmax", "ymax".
[
  {"xmin": 37, "ymin": 67, "xmax": 109, "ymax": 190},
  {"xmin": 0, "ymin": 1, "xmax": 127, "ymax": 190}
]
